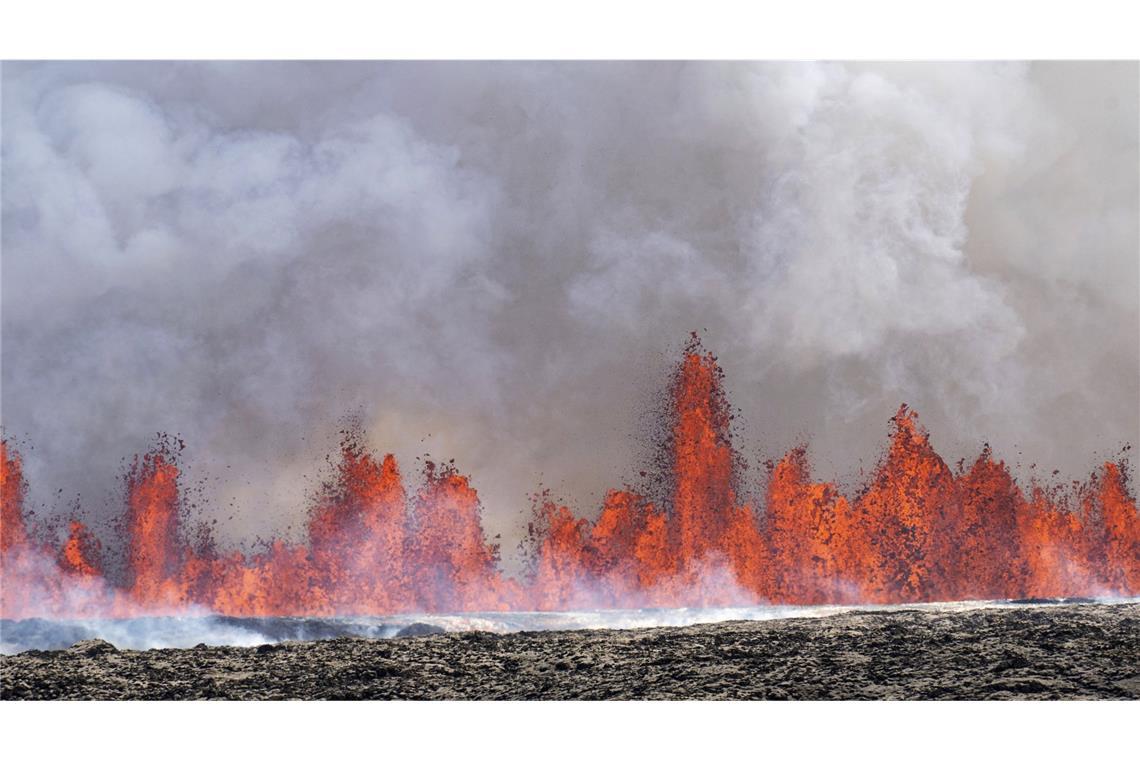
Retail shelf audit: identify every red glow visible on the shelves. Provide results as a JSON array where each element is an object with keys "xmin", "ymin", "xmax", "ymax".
[{"xmin": 2, "ymin": 338, "xmax": 1137, "ymax": 619}]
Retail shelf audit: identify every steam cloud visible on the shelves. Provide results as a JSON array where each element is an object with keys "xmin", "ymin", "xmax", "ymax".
[{"xmin": 2, "ymin": 62, "xmax": 1137, "ymax": 566}]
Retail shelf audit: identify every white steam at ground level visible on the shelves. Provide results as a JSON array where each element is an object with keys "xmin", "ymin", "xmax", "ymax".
[{"xmin": 4, "ymin": 598, "xmax": 1138, "ymax": 654}]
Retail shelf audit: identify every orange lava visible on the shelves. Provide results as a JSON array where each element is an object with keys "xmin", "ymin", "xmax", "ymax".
[
  {"xmin": 2, "ymin": 337, "xmax": 1137, "ymax": 620},
  {"xmin": 1, "ymin": 441, "xmax": 29, "ymax": 555}
]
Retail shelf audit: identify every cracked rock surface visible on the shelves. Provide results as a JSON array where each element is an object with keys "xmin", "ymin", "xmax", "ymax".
[{"xmin": 3, "ymin": 603, "xmax": 1138, "ymax": 700}]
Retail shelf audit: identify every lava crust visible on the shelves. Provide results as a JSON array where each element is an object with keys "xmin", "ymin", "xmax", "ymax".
[{"xmin": 3, "ymin": 603, "xmax": 1138, "ymax": 700}]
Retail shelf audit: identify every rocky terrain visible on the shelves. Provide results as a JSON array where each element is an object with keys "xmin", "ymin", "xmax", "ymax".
[{"xmin": 3, "ymin": 602, "xmax": 1138, "ymax": 699}]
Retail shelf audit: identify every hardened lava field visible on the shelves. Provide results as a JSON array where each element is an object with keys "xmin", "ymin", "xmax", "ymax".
[{"xmin": 3, "ymin": 602, "xmax": 1138, "ymax": 700}]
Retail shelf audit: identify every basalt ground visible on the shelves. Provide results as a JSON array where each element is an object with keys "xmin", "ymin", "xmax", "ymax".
[{"xmin": 2, "ymin": 602, "xmax": 1138, "ymax": 700}]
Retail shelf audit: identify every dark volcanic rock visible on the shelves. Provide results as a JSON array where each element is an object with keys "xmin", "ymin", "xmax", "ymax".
[
  {"xmin": 67, "ymin": 639, "xmax": 118, "ymax": 657},
  {"xmin": 395, "ymin": 623, "xmax": 446, "ymax": 638},
  {"xmin": 2, "ymin": 603, "xmax": 1138, "ymax": 700}
]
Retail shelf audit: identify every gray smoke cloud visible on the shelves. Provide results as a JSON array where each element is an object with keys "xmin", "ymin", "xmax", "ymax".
[{"xmin": 2, "ymin": 62, "xmax": 1137, "ymax": 565}]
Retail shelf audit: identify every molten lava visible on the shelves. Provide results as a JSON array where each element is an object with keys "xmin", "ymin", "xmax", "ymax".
[
  {"xmin": 408, "ymin": 461, "xmax": 511, "ymax": 612},
  {"xmin": 1, "ymin": 337, "xmax": 1137, "ymax": 620},
  {"xmin": 764, "ymin": 448, "xmax": 851, "ymax": 605},
  {"xmin": 58, "ymin": 521, "xmax": 102, "ymax": 578},
  {"xmin": 670, "ymin": 343, "xmax": 740, "ymax": 574},
  {"xmin": 125, "ymin": 442, "xmax": 186, "ymax": 607},
  {"xmin": 1, "ymin": 441, "xmax": 29, "ymax": 555}
]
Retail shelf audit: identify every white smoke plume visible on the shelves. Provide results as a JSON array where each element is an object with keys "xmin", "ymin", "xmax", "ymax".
[{"xmin": 2, "ymin": 62, "xmax": 1136, "ymax": 566}]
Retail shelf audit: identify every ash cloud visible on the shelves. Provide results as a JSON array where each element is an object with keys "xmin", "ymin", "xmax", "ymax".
[{"xmin": 2, "ymin": 62, "xmax": 1136, "ymax": 561}]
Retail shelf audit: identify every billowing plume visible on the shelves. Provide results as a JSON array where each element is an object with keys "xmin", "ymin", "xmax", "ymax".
[{"xmin": 1, "ymin": 62, "xmax": 1136, "ymax": 559}]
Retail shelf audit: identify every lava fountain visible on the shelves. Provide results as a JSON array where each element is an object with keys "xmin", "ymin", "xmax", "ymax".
[{"xmin": 1, "ymin": 337, "xmax": 1137, "ymax": 620}]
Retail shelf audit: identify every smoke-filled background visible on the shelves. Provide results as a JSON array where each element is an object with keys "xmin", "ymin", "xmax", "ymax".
[{"xmin": 2, "ymin": 62, "xmax": 1137, "ymax": 569}]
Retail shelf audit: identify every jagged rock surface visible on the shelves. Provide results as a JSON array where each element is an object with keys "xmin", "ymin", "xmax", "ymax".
[{"xmin": 3, "ymin": 603, "xmax": 1138, "ymax": 700}]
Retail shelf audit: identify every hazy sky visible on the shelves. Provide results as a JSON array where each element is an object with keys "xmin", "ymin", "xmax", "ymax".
[{"xmin": 2, "ymin": 62, "xmax": 1137, "ymax": 560}]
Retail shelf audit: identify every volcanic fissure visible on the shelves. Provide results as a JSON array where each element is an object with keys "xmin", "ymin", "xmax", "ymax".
[{"xmin": 2, "ymin": 335, "xmax": 1137, "ymax": 619}]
